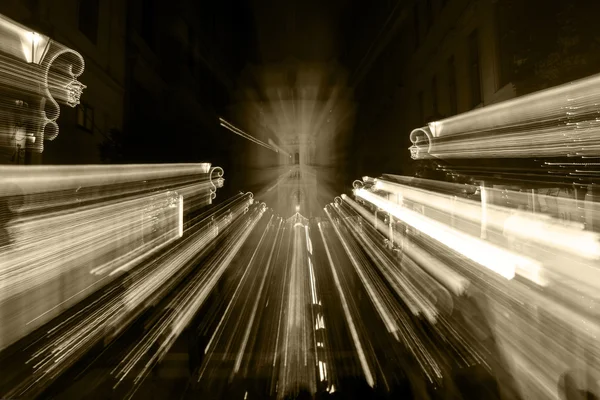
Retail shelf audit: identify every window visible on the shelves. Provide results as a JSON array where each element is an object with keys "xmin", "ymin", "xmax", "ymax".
[
  {"xmin": 294, "ymin": 152, "xmax": 299, "ymax": 165},
  {"xmin": 431, "ymin": 75, "xmax": 439, "ymax": 115},
  {"xmin": 78, "ymin": 0, "xmax": 99, "ymax": 44},
  {"xmin": 468, "ymin": 29, "xmax": 482, "ymax": 108},
  {"xmin": 417, "ymin": 91, "xmax": 424, "ymax": 125},
  {"xmin": 447, "ymin": 55, "xmax": 458, "ymax": 115},
  {"xmin": 77, "ymin": 104, "xmax": 94, "ymax": 132}
]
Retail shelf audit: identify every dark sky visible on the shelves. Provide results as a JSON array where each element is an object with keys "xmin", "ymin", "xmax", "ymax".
[
  {"xmin": 249, "ymin": 0, "xmax": 351, "ymax": 63},
  {"xmin": 235, "ymin": 0, "xmax": 394, "ymax": 72}
]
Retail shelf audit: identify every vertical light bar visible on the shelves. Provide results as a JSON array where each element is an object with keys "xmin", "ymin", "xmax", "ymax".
[
  {"xmin": 480, "ymin": 184, "xmax": 488, "ymax": 239},
  {"xmin": 305, "ymin": 225, "xmax": 313, "ymax": 255},
  {"xmin": 178, "ymin": 195, "xmax": 184, "ymax": 238}
]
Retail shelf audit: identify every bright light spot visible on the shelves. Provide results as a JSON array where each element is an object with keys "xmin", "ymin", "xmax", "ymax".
[{"xmin": 319, "ymin": 361, "xmax": 327, "ymax": 381}]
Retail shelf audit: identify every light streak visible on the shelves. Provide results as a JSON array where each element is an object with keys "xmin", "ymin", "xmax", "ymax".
[
  {"xmin": 219, "ymin": 117, "xmax": 278, "ymax": 153},
  {"xmin": 317, "ymin": 222, "xmax": 375, "ymax": 388},
  {"xmin": 328, "ymin": 199, "xmax": 479, "ymax": 387},
  {"xmin": 326, "ymin": 205, "xmax": 402, "ymax": 331},
  {"xmin": 0, "ymin": 163, "xmax": 223, "ymax": 354},
  {"xmin": 375, "ymin": 176, "xmax": 600, "ymax": 261},
  {"xmin": 355, "ymin": 188, "xmax": 527, "ymax": 280},
  {"xmin": 304, "ymin": 225, "xmax": 313, "ymax": 255},
  {"xmin": 2, "ymin": 191, "xmax": 251, "ymax": 399},
  {"xmin": 268, "ymin": 138, "xmax": 291, "ymax": 157},
  {"xmin": 374, "ymin": 175, "xmax": 600, "ymax": 292},
  {"xmin": 331, "ymin": 201, "xmax": 447, "ymax": 324},
  {"xmin": 409, "ymin": 72, "xmax": 600, "ymax": 159},
  {"xmin": 340, "ymin": 193, "xmax": 469, "ymax": 296},
  {"xmin": 114, "ymin": 203, "xmax": 266, "ymax": 392},
  {"xmin": 331, "ymin": 171, "xmax": 600, "ymax": 398},
  {"xmin": 233, "ymin": 217, "xmax": 281, "ymax": 374},
  {"xmin": 480, "ymin": 184, "xmax": 488, "ymax": 239}
]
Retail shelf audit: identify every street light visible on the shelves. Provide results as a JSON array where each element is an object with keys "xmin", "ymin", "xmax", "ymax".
[{"xmin": 24, "ymin": 30, "xmax": 49, "ymax": 64}]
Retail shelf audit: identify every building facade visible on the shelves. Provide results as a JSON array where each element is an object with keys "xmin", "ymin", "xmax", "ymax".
[
  {"xmin": 0, "ymin": 0, "xmax": 127, "ymax": 165},
  {"xmin": 114, "ymin": 0, "xmax": 251, "ymax": 173},
  {"xmin": 351, "ymin": 0, "xmax": 516, "ymax": 178},
  {"xmin": 0, "ymin": 0, "xmax": 250, "ymax": 169}
]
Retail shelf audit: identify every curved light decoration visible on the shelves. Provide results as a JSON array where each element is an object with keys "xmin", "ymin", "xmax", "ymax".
[
  {"xmin": 409, "ymin": 127, "xmax": 434, "ymax": 160},
  {"xmin": 0, "ymin": 13, "xmax": 86, "ymax": 154},
  {"xmin": 209, "ymin": 166, "xmax": 225, "ymax": 202}
]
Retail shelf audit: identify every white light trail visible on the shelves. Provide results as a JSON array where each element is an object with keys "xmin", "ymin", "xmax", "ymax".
[
  {"xmin": 340, "ymin": 193, "xmax": 469, "ymax": 296},
  {"xmin": 233, "ymin": 216, "xmax": 280, "ymax": 374},
  {"xmin": 373, "ymin": 177, "xmax": 600, "ymax": 262},
  {"xmin": 409, "ymin": 72, "xmax": 600, "ymax": 159},
  {"xmin": 317, "ymin": 222, "xmax": 375, "ymax": 388},
  {"xmin": 354, "ymin": 188, "xmax": 528, "ymax": 281},
  {"xmin": 219, "ymin": 117, "xmax": 278, "ymax": 153},
  {"xmin": 113, "ymin": 203, "xmax": 266, "ymax": 390},
  {"xmin": 325, "ymin": 205, "xmax": 401, "ymax": 331},
  {"xmin": 0, "ymin": 163, "xmax": 223, "ymax": 351}
]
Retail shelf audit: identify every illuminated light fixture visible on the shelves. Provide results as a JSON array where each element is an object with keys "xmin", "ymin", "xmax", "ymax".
[
  {"xmin": 0, "ymin": 15, "xmax": 51, "ymax": 64},
  {"xmin": 65, "ymin": 80, "xmax": 86, "ymax": 107},
  {"xmin": 26, "ymin": 31, "xmax": 47, "ymax": 64},
  {"xmin": 0, "ymin": 14, "xmax": 87, "ymax": 154},
  {"xmin": 354, "ymin": 188, "xmax": 544, "ymax": 282},
  {"xmin": 296, "ymin": 205, "xmax": 300, "ymax": 212}
]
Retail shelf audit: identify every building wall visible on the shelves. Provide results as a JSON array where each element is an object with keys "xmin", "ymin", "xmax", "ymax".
[
  {"xmin": 351, "ymin": 0, "xmax": 516, "ymax": 177},
  {"xmin": 119, "ymin": 0, "xmax": 247, "ymax": 185},
  {"xmin": 0, "ymin": 0, "xmax": 126, "ymax": 165},
  {"xmin": 404, "ymin": 0, "xmax": 515, "ymax": 124}
]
